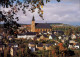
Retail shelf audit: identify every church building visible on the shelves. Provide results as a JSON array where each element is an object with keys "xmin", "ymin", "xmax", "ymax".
[{"xmin": 31, "ymin": 16, "xmax": 52, "ymax": 32}]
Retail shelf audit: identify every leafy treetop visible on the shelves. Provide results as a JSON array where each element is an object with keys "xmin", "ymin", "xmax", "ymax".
[{"xmin": 0, "ymin": 0, "xmax": 60, "ymax": 21}]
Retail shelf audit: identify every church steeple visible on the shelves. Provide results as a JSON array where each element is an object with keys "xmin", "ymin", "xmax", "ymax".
[
  {"xmin": 31, "ymin": 16, "xmax": 35, "ymax": 32},
  {"xmin": 32, "ymin": 16, "xmax": 35, "ymax": 21}
]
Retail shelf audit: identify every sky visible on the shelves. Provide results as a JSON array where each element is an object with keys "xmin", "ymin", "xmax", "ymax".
[{"xmin": 1, "ymin": 0, "xmax": 80, "ymax": 26}]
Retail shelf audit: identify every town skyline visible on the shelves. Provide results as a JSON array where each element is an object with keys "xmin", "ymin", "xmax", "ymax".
[{"xmin": 0, "ymin": 0, "xmax": 80, "ymax": 57}]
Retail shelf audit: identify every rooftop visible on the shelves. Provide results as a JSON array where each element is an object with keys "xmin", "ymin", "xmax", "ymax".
[{"xmin": 35, "ymin": 23, "xmax": 51, "ymax": 29}]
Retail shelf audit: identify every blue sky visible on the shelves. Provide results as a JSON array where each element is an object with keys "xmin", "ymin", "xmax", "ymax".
[{"xmin": 1, "ymin": 0, "xmax": 80, "ymax": 26}]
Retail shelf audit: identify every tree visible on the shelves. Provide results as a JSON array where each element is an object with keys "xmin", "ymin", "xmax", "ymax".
[
  {"xmin": 4, "ymin": 46, "xmax": 10, "ymax": 57},
  {"xmin": 14, "ymin": 44, "xmax": 38, "ymax": 57},
  {"xmin": 0, "ymin": 0, "xmax": 60, "ymax": 21},
  {"xmin": 53, "ymin": 46, "xmax": 59, "ymax": 57}
]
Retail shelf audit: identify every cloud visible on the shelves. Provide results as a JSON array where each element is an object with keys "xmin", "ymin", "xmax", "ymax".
[
  {"xmin": 0, "ymin": 0, "xmax": 80, "ymax": 25},
  {"xmin": 41, "ymin": 2, "xmax": 80, "ymax": 25},
  {"xmin": 14, "ymin": 2, "xmax": 80, "ymax": 25},
  {"xmin": 62, "ymin": 0, "xmax": 80, "ymax": 3}
]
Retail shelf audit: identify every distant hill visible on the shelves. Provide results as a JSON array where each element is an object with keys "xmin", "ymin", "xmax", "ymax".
[
  {"xmin": 20, "ymin": 23, "xmax": 72, "ymax": 26},
  {"xmin": 0, "ymin": 23, "xmax": 77, "ymax": 28}
]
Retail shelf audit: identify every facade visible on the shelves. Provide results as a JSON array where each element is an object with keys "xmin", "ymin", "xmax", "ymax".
[
  {"xmin": 17, "ymin": 32, "xmax": 36, "ymax": 40},
  {"xmin": 17, "ymin": 34, "xmax": 27, "ymax": 39}
]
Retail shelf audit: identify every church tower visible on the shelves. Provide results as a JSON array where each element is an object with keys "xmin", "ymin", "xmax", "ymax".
[{"xmin": 31, "ymin": 16, "xmax": 35, "ymax": 32}]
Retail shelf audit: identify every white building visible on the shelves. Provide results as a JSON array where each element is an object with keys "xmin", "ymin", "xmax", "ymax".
[
  {"xmin": 17, "ymin": 32, "xmax": 36, "ymax": 40},
  {"xmin": 17, "ymin": 34, "xmax": 27, "ymax": 39},
  {"xmin": 71, "ymin": 34, "xmax": 76, "ymax": 39},
  {"xmin": 74, "ymin": 44, "xmax": 79, "ymax": 49},
  {"xmin": 49, "ymin": 34, "xmax": 56, "ymax": 39},
  {"xmin": 58, "ymin": 36, "xmax": 62, "ymax": 39}
]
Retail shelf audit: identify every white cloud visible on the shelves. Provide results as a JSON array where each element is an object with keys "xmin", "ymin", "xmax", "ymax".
[
  {"xmin": 41, "ymin": 2, "xmax": 80, "ymax": 25},
  {"xmin": 0, "ymin": 0, "xmax": 80, "ymax": 25}
]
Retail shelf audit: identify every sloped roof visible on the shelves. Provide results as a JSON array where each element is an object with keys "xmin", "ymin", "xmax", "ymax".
[
  {"xmin": 43, "ymin": 34, "xmax": 48, "ymax": 38},
  {"xmin": 35, "ymin": 23, "xmax": 51, "ymax": 29},
  {"xmin": 17, "ymin": 33, "xmax": 26, "ymax": 35},
  {"xmin": 35, "ymin": 23, "xmax": 63, "ymax": 29},
  {"xmin": 42, "ymin": 31, "xmax": 47, "ymax": 33},
  {"xmin": 18, "ymin": 32, "xmax": 37, "ymax": 35},
  {"xmin": 37, "ymin": 43, "xmax": 43, "ymax": 47},
  {"xmin": 26, "ymin": 32, "xmax": 37, "ymax": 35},
  {"xmin": 36, "ymin": 35, "xmax": 42, "ymax": 38},
  {"xmin": 51, "ymin": 34, "xmax": 56, "ymax": 38}
]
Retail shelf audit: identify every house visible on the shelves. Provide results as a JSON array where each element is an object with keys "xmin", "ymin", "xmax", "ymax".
[
  {"xmin": 28, "ymin": 42, "xmax": 36, "ymax": 52},
  {"xmin": 38, "ymin": 35, "xmax": 49, "ymax": 41},
  {"xmin": 74, "ymin": 44, "xmax": 79, "ymax": 49},
  {"xmin": 71, "ymin": 34, "xmax": 77, "ymax": 39},
  {"xmin": 61, "ymin": 39, "xmax": 65, "ymax": 43},
  {"xmin": 26, "ymin": 32, "xmax": 36, "ymax": 40},
  {"xmin": 47, "ymin": 31, "xmax": 52, "ymax": 35},
  {"xmin": 28, "ymin": 42, "xmax": 35, "ymax": 47},
  {"xmin": 69, "ymin": 40, "xmax": 77, "ymax": 44},
  {"xmin": 39, "ymin": 32, "xmax": 42, "ymax": 35},
  {"xmin": 49, "ymin": 34, "xmax": 56, "ymax": 39},
  {"xmin": 36, "ymin": 43, "xmax": 44, "ymax": 50},
  {"xmin": 43, "ymin": 34, "xmax": 49, "ymax": 38},
  {"xmin": 68, "ymin": 43, "xmax": 79, "ymax": 49},
  {"xmin": 38, "ymin": 35, "xmax": 45, "ymax": 40},
  {"xmin": 17, "ymin": 32, "xmax": 37, "ymax": 40},
  {"xmin": 45, "ymin": 44, "xmax": 52, "ymax": 50},
  {"xmin": 68, "ymin": 43, "xmax": 74, "ymax": 49},
  {"xmin": 7, "ymin": 36, "xmax": 13, "ymax": 40},
  {"xmin": 14, "ymin": 44, "xmax": 18, "ymax": 48},
  {"xmin": 42, "ymin": 31, "xmax": 47, "ymax": 35},
  {"xmin": 17, "ymin": 33, "xmax": 27, "ymax": 39},
  {"xmin": 29, "ymin": 46, "xmax": 35, "ymax": 52},
  {"xmin": 68, "ymin": 40, "xmax": 79, "ymax": 49},
  {"xmin": 35, "ymin": 35, "xmax": 41, "ymax": 41}
]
